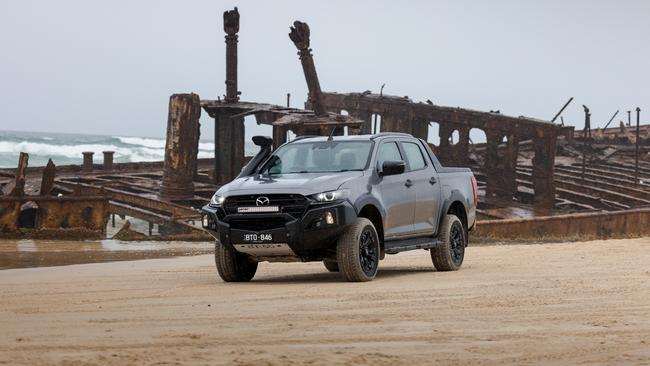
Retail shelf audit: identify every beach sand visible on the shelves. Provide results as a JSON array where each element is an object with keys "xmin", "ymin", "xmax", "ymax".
[{"xmin": 1, "ymin": 238, "xmax": 649, "ymax": 365}]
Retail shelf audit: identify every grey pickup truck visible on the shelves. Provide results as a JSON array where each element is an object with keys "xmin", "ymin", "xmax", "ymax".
[{"xmin": 202, "ymin": 132, "xmax": 477, "ymax": 282}]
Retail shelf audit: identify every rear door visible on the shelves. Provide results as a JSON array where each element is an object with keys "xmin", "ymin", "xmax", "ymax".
[
  {"xmin": 399, "ymin": 140, "xmax": 442, "ymax": 236},
  {"xmin": 376, "ymin": 140, "xmax": 416, "ymax": 238}
]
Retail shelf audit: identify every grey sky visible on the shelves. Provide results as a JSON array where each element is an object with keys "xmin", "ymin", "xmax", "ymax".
[{"xmin": 0, "ymin": 0, "xmax": 648, "ymax": 142}]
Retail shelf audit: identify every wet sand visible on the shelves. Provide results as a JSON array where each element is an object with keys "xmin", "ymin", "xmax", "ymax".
[
  {"xmin": 0, "ymin": 239, "xmax": 213, "ymax": 269},
  {"xmin": 1, "ymin": 238, "xmax": 649, "ymax": 365}
]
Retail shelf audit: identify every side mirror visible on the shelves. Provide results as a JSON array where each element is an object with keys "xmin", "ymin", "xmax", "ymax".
[{"xmin": 379, "ymin": 160, "xmax": 406, "ymax": 176}]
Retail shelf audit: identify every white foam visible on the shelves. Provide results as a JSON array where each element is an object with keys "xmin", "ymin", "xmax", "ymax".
[
  {"xmin": 116, "ymin": 136, "xmax": 166, "ymax": 149},
  {"xmin": 116, "ymin": 136, "xmax": 215, "ymax": 151}
]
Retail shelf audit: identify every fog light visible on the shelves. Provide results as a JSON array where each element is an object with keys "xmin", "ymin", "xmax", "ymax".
[
  {"xmin": 202, "ymin": 215, "xmax": 209, "ymax": 228},
  {"xmin": 325, "ymin": 211, "xmax": 335, "ymax": 225}
]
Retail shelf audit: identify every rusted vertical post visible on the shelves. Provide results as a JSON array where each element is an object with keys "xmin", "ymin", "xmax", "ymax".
[
  {"xmin": 289, "ymin": 21, "xmax": 326, "ymax": 116},
  {"xmin": 161, "ymin": 93, "xmax": 201, "ymax": 200},
  {"xmin": 504, "ymin": 133, "xmax": 520, "ymax": 197},
  {"xmin": 484, "ymin": 130, "xmax": 501, "ymax": 199},
  {"xmin": 7, "ymin": 152, "xmax": 28, "ymax": 196},
  {"xmin": 355, "ymin": 111, "xmax": 373, "ymax": 134},
  {"xmin": 634, "ymin": 107, "xmax": 641, "ymax": 184},
  {"xmin": 456, "ymin": 127, "xmax": 471, "ymax": 166},
  {"xmin": 272, "ymin": 125, "xmax": 288, "ymax": 148},
  {"xmin": 214, "ymin": 110, "xmax": 244, "ymax": 185},
  {"xmin": 223, "ymin": 7, "xmax": 240, "ymax": 103},
  {"xmin": 582, "ymin": 106, "xmax": 590, "ymax": 184},
  {"xmin": 627, "ymin": 110, "xmax": 631, "ymax": 127},
  {"xmin": 223, "ymin": 7, "xmax": 239, "ymax": 103},
  {"xmin": 532, "ymin": 128, "xmax": 557, "ymax": 209},
  {"xmin": 39, "ymin": 159, "xmax": 56, "ymax": 196},
  {"xmin": 437, "ymin": 123, "xmax": 453, "ymax": 165},
  {"xmin": 103, "ymin": 151, "xmax": 114, "ymax": 171},
  {"xmin": 82, "ymin": 152, "xmax": 94, "ymax": 172}
]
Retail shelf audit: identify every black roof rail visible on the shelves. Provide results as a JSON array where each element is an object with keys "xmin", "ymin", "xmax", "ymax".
[
  {"xmin": 289, "ymin": 135, "xmax": 320, "ymax": 142},
  {"xmin": 370, "ymin": 132, "xmax": 413, "ymax": 140}
]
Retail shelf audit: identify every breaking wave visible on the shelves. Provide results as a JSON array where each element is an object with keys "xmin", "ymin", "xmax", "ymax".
[{"xmin": 0, "ymin": 130, "xmax": 221, "ymax": 168}]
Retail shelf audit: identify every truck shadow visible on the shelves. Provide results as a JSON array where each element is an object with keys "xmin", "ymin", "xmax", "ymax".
[{"xmin": 251, "ymin": 266, "xmax": 435, "ymax": 284}]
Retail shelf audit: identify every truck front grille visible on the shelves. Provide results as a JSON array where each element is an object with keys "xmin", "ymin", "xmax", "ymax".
[
  {"xmin": 223, "ymin": 194, "xmax": 309, "ymax": 219},
  {"xmin": 228, "ymin": 217, "xmax": 287, "ymax": 231}
]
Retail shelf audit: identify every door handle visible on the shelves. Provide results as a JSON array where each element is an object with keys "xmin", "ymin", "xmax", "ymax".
[
  {"xmin": 429, "ymin": 176, "xmax": 437, "ymax": 185},
  {"xmin": 405, "ymin": 179, "xmax": 413, "ymax": 188}
]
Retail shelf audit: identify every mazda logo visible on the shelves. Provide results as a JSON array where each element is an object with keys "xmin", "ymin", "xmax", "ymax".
[{"xmin": 255, "ymin": 196, "xmax": 270, "ymax": 206}]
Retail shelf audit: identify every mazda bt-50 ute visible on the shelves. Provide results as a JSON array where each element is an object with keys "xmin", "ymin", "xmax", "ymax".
[{"xmin": 202, "ymin": 132, "xmax": 478, "ymax": 282}]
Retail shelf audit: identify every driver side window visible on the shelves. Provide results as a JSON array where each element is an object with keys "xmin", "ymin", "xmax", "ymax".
[{"xmin": 377, "ymin": 142, "xmax": 402, "ymax": 166}]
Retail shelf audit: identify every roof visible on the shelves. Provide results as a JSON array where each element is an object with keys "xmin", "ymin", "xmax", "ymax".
[{"xmin": 288, "ymin": 132, "xmax": 415, "ymax": 143}]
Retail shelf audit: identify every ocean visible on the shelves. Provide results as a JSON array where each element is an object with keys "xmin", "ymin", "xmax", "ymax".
[{"xmin": 0, "ymin": 130, "xmax": 258, "ymax": 168}]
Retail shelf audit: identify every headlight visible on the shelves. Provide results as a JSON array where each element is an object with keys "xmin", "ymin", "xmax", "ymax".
[
  {"xmin": 311, "ymin": 189, "xmax": 350, "ymax": 202},
  {"xmin": 210, "ymin": 194, "xmax": 225, "ymax": 205}
]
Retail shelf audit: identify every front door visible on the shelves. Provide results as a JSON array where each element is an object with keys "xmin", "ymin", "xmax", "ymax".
[{"xmin": 376, "ymin": 141, "xmax": 416, "ymax": 238}]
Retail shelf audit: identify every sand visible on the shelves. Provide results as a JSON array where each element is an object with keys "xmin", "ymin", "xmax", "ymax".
[{"xmin": 1, "ymin": 238, "xmax": 649, "ymax": 365}]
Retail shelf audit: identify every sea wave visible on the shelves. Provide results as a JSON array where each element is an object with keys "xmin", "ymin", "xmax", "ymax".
[
  {"xmin": 115, "ymin": 136, "xmax": 217, "ymax": 151},
  {"xmin": 0, "ymin": 140, "xmax": 215, "ymax": 168},
  {"xmin": 0, "ymin": 130, "xmax": 256, "ymax": 168}
]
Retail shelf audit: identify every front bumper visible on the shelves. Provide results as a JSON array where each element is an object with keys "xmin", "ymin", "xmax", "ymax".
[{"xmin": 201, "ymin": 201, "xmax": 357, "ymax": 258}]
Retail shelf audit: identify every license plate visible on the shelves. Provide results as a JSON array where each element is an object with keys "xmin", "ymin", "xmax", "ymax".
[{"xmin": 241, "ymin": 233, "xmax": 273, "ymax": 243}]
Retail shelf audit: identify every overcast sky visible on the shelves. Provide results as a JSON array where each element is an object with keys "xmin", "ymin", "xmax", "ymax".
[{"xmin": 0, "ymin": 0, "xmax": 648, "ymax": 141}]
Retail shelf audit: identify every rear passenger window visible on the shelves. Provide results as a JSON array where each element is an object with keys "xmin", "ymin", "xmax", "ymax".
[
  {"xmin": 377, "ymin": 142, "xmax": 402, "ymax": 165},
  {"xmin": 402, "ymin": 142, "xmax": 426, "ymax": 171}
]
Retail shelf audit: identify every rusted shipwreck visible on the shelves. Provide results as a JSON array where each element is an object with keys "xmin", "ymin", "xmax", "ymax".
[{"xmin": 1, "ymin": 8, "xmax": 649, "ymax": 241}]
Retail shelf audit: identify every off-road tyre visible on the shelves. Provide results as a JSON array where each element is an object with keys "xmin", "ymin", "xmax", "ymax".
[
  {"xmin": 215, "ymin": 241, "xmax": 258, "ymax": 282},
  {"xmin": 431, "ymin": 214, "xmax": 465, "ymax": 271},
  {"xmin": 323, "ymin": 260, "xmax": 339, "ymax": 272},
  {"xmin": 336, "ymin": 218, "xmax": 380, "ymax": 282}
]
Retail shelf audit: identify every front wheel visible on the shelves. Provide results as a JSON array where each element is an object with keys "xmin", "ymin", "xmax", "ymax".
[
  {"xmin": 431, "ymin": 214, "xmax": 466, "ymax": 271},
  {"xmin": 336, "ymin": 218, "xmax": 380, "ymax": 282},
  {"xmin": 215, "ymin": 241, "xmax": 258, "ymax": 282}
]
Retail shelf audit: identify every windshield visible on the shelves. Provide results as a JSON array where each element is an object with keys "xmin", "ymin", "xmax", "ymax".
[{"xmin": 260, "ymin": 140, "xmax": 373, "ymax": 175}]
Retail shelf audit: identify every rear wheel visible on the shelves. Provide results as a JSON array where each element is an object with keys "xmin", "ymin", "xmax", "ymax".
[
  {"xmin": 215, "ymin": 241, "xmax": 258, "ymax": 282},
  {"xmin": 431, "ymin": 214, "xmax": 465, "ymax": 271},
  {"xmin": 336, "ymin": 218, "xmax": 380, "ymax": 282},
  {"xmin": 323, "ymin": 260, "xmax": 339, "ymax": 272}
]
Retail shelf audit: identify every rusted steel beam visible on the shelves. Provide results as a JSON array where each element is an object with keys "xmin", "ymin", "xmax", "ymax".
[
  {"xmin": 39, "ymin": 159, "xmax": 56, "ymax": 196},
  {"xmin": 214, "ymin": 109, "xmax": 245, "ymax": 185},
  {"xmin": 582, "ymin": 105, "xmax": 591, "ymax": 184},
  {"xmin": 223, "ymin": 7, "xmax": 240, "ymax": 103},
  {"xmin": 519, "ymin": 169, "xmax": 650, "ymax": 207},
  {"xmin": 57, "ymin": 181, "xmax": 199, "ymax": 218},
  {"xmin": 289, "ymin": 21, "xmax": 326, "ymax": 116},
  {"xmin": 161, "ymin": 93, "xmax": 201, "ymax": 200},
  {"xmin": 532, "ymin": 128, "xmax": 558, "ymax": 209},
  {"xmin": 0, "ymin": 200, "xmax": 20, "ymax": 232},
  {"xmin": 6, "ymin": 152, "xmax": 28, "ymax": 196},
  {"xmin": 603, "ymin": 110, "xmax": 619, "ymax": 129},
  {"xmin": 474, "ymin": 208, "xmax": 650, "ymax": 241},
  {"xmin": 109, "ymin": 201, "xmax": 204, "ymax": 233},
  {"xmin": 319, "ymin": 92, "xmax": 569, "ymax": 138},
  {"xmin": 550, "ymin": 97, "xmax": 573, "ymax": 123},
  {"xmin": 0, "ymin": 196, "xmax": 109, "ymax": 235},
  {"xmin": 484, "ymin": 130, "xmax": 503, "ymax": 199},
  {"xmin": 634, "ymin": 107, "xmax": 641, "ymax": 184},
  {"xmin": 38, "ymin": 197, "xmax": 109, "ymax": 232}
]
